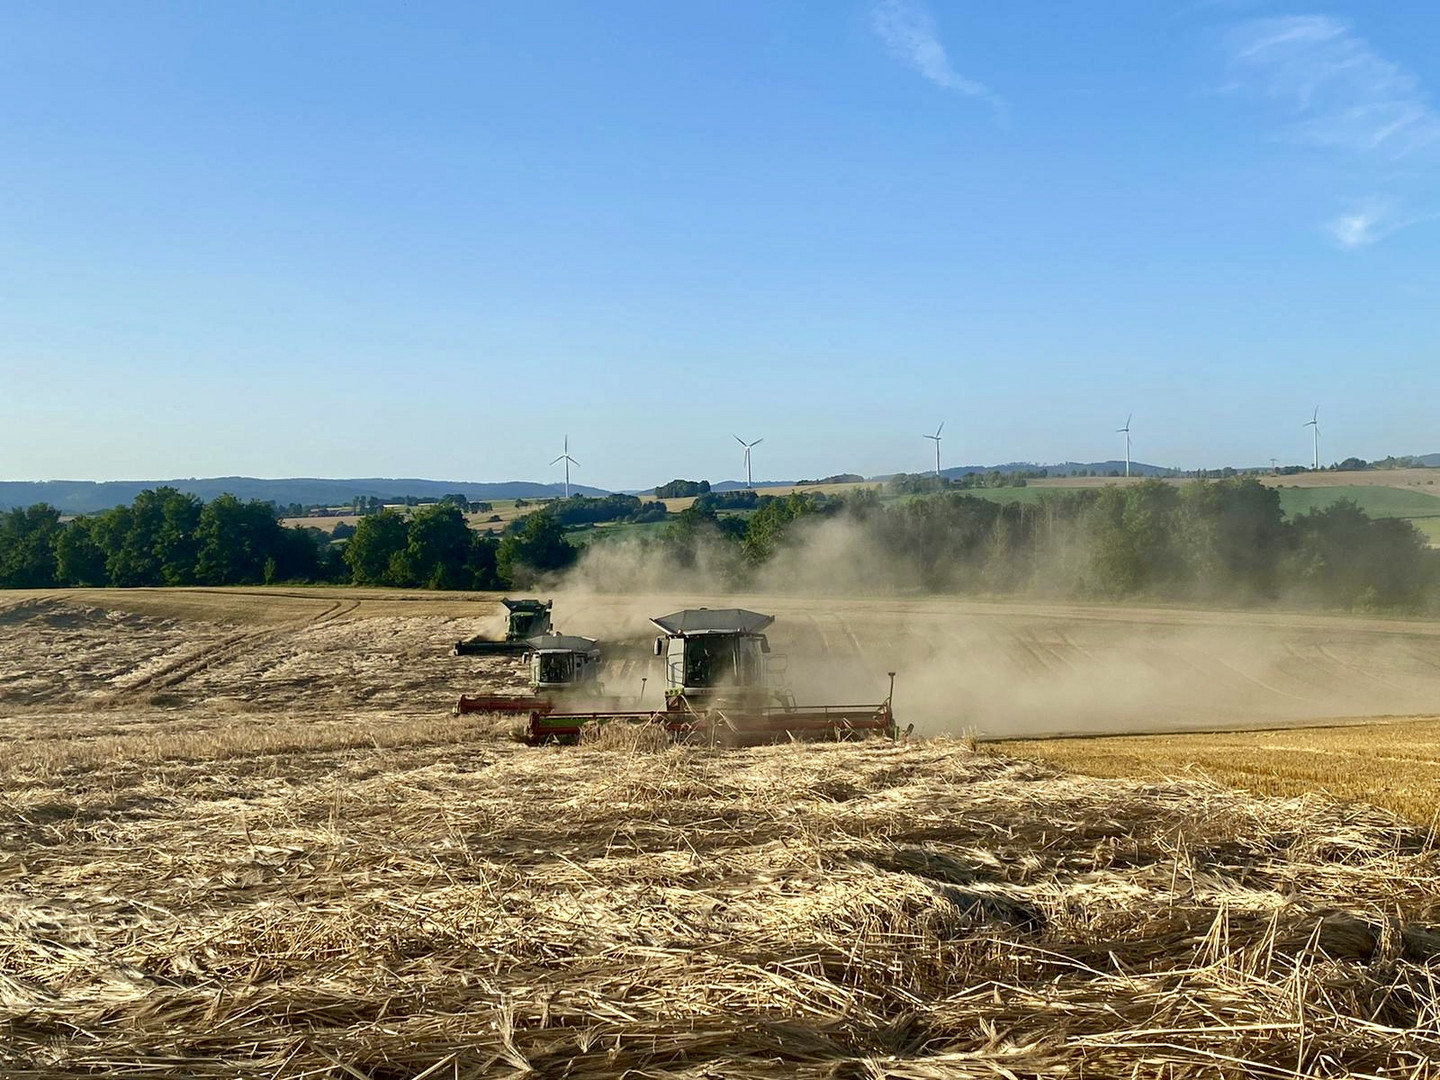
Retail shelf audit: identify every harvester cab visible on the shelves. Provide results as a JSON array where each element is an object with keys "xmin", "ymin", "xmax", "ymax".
[
  {"xmin": 651, "ymin": 608, "xmax": 786, "ymax": 710},
  {"xmin": 503, "ymin": 598, "xmax": 553, "ymax": 641},
  {"xmin": 527, "ymin": 632, "xmax": 602, "ymax": 693}
]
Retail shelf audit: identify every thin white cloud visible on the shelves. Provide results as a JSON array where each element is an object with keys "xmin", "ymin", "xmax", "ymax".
[
  {"xmin": 871, "ymin": 0, "xmax": 1006, "ymax": 118},
  {"xmin": 1227, "ymin": 15, "xmax": 1440, "ymax": 158},
  {"xmin": 1224, "ymin": 15, "xmax": 1439, "ymax": 248},
  {"xmin": 1324, "ymin": 200, "xmax": 1389, "ymax": 248},
  {"xmin": 1323, "ymin": 200, "xmax": 1437, "ymax": 248}
]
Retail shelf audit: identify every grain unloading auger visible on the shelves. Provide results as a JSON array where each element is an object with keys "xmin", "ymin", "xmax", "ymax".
[
  {"xmin": 526, "ymin": 608, "xmax": 907, "ymax": 746},
  {"xmin": 453, "ymin": 598, "xmax": 553, "ymax": 656}
]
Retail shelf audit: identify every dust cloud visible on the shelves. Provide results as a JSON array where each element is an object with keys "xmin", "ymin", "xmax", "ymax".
[{"xmin": 547, "ymin": 520, "xmax": 1440, "ymax": 739}]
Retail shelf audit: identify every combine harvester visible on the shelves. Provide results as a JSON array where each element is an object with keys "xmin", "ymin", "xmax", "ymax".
[
  {"xmin": 453, "ymin": 598, "xmax": 553, "ymax": 656},
  {"xmin": 454, "ymin": 630, "xmax": 603, "ymax": 716},
  {"xmin": 528, "ymin": 608, "xmax": 905, "ymax": 746}
]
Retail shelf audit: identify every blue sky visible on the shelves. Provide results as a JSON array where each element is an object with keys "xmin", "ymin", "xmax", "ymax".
[{"xmin": 2, "ymin": 1, "xmax": 1437, "ymax": 488}]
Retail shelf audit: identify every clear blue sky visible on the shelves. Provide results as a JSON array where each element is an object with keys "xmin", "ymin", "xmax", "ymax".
[{"xmin": 3, "ymin": 1, "xmax": 1437, "ymax": 488}]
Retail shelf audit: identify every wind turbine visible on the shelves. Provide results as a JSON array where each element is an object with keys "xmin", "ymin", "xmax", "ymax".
[
  {"xmin": 1304, "ymin": 407, "xmax": 1320, "ymax": 470},
  {"xmin": 1117, "ymin": 414, "xmax": 1132, "ymax": 478},
  {"xmin": 551, "ymin": 435, "xmax": 579, "ymax": 498},
  {"xmin": 734, "ymin": 435, "xmax": 763, "ymax": 488},
  {"xmin": 923, "ymin": 422, "xmax": 944, "ymax": 477}
]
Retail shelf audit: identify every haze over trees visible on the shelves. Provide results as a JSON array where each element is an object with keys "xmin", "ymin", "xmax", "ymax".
[{"xmin": 0, "ymin": 479, "xmax": 1436, "ymax": 612}]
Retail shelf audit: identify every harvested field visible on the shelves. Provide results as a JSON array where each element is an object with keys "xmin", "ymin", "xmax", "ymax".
[
  {"xmin": 5, "ymin": 588, "xmax": 1440, "ymax": 737},
  {"xmin": 4, "ymin": 588, "xmax": 1440, "ymax": 1076},
  {"xmin": 5, "ymin": 722, "xmax": 1440, "ymax": 1077},
  {"xmin": 998, "ymin": 717, "xmax": 1440, "ymax": 824}
]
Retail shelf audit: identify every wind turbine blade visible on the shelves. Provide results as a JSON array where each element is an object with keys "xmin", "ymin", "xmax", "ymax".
[
  {"xmin": 751, "ymin": 438, "xmax": 763, "ymax": 447},
  {"xmin": 550, "ymin": 455, "xmax": 564, "ymax": 465},
  {"xmin": 936, "ymin": 421, "xmax": 945, "ymax": 437},
  {"xmin": 734, "ymin": 434, "xmax": 746, "ymax": 446},
  {"xmin": 569, "ymin": 458, "xmax": 580, "ymax": 467},
  {"xmin": 1125, "ymin": 414, "xmax": 1132, "ymax": 429}
]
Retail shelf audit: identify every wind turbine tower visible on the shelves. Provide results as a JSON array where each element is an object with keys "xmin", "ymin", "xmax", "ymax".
[
  {"xmin": 1304, "ymin": 407, "xmax": 1320, "ymax": 470},
  {"xmin": 924, "ymin": 422, "xmax": 944, "ymax": 477},
  {"xmin": 734, "ymin": 435, "xmax": 763, "ymax": 489},
  {"xmin": 551, "ymin": 435, "xmax": 579, "ymax": 498},
  {"xmin": 1117, "ymin": 414, "xmax": 1132, "ymax": 478}
]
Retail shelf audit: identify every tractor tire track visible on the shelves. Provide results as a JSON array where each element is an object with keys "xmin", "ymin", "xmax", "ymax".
[
  {"xmin": 108, "ymin": 599, "xmax": 353, "ymax": 700},
  {"xmin": 1208, "ymin": 653, "xmax": 1323, "ymax": 707},
  {"xmin": 1314, "ymin": 643, "xmax": 1412, "ymax": 693}
]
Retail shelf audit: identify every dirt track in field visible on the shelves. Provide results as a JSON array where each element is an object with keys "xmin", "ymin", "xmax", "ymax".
[{"xmin": 2, "ymin": 588, "xmax": 1438, "ymax": 739}]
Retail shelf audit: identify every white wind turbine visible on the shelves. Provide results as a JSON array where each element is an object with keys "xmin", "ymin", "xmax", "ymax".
[
  {"xmin": 1304, "ymin": 406, "xmax": 1320, "ymax": 470},
  {"xmin": 923, "ymin": 421, "xmax": 944, "ymax": 477},
  {"xmin": 734, "ymin": 435, "xmax": 763, "ymax": 489},
  {"xmin": 551, "ymin": 435, "xmax": 579, "ymax": 497},
  {"xmin": 1117, "ymin": 414, "xmax": 1132, "ymax": 478}
]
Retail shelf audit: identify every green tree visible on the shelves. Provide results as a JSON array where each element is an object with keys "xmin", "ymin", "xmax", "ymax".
[
  {"xmin": 467, "ymin": 533, "xmax": 502, "ymax": 590},
  {"xmin": 55, "ymin": 517, "xmax": 109, "ymax": 586},
  {"xmin": 89, "ymin": 505, "xmax": 140, "ymax": 585},
  {"xmin": 343, "ymin": 509, "xmax": 409, "ymax": 585},
  {"xmin": 1083, "ymin": 481, "xmax": 1180, "ymax": 597},
  {"xmin": 742, "ymin": 493, "xmax": 822, "ymax": 565},
  {"xmin": 0, "ymin": 504, "xmax": 62, "ymax": 587},
  {"xmin": 396, "ymin": 503, "xmax": 474, "ymax": 589},
  {"xmin": 1176, "ymin": 477, "xmax": 1284, "ymax": 600},
  {"xmin": 496, "ymin": 511, "xmax": 577, "ymax": 586},
  {"xmin": 1288, "ymin": 500, "xmax": 1429, "ymax": 610},
  {"xmin": 155, "ymin": 488, "xmax": 203, "ymax": 584},
  {"xmin": 195, "ymin": 495, "xmax": 285, "ymax": 585}
]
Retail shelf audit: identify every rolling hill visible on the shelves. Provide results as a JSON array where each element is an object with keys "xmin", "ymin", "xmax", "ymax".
[{"xmin": 0, "ymin": 477, "xmax": 611, "ymax": 514}]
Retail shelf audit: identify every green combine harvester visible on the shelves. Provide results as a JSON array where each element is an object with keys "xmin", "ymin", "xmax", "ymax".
[
  {"xmin": 453, "ymin": 598, "xmax": 553, "ymax": 656},
  {"xmin": 527, "ymin": 607, "xmax": 904, "ymax": 746},
  {"xmin": 454, "ymin": 629, "xmax": 603, "ymax": 716}
]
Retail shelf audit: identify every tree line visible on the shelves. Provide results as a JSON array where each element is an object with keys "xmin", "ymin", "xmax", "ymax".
[
  {"xmin": 0, "ymin": 488, "xmax": 344, "ymax": 588},
  {"xmin": 3, "ymin": 479, "xmax": 1437, "ymax": 612},
  {"xmin": 637, "ymin": 478, "xmax": 1440, "ymax": 612}
]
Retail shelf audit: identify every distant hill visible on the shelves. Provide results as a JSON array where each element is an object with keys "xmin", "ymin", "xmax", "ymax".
[
  {"xmin": 0, "ymin": 477, "xmax": 611, "ymax": 514},
  {"xmin": 709, "ymin": 479, "xmax": 797, "ymax": 492},
  {"xmin": 939, "ymin": 460, "xmax": 1176, "ymax": 479}
]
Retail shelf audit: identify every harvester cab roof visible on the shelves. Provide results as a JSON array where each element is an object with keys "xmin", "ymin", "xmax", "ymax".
[
  {"xmin": 651, "ymin": 608, "xmax": 778, "ymax": 704},
  {"xmin": 526, "ymin": 631, "xmax": 601, "ymax": 692}
]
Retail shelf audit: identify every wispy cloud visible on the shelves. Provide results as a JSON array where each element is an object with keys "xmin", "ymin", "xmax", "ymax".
[
  {"xmin": 1324, "ymin": 200, "xmax": 1391, "ymax": 248},
  {"xmin": 1324, "ymin": 199, "xmax": 1436, "ymax": 249},
  {"xmin": 1223, "ymin": 15, "xmax": 1439, "ymax": 247},
  {"xmin": 1227, "ymin": 15, "xmax": 1440, "ymax": 158},
  {"xmin": 871, "ymin": 0, "xmax": 1006, "ymax": 118}
]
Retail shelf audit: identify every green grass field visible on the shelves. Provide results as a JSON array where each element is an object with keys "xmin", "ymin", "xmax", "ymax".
[
  {"xmin": 1407, "ymin": 518, "xmax": 1440, "ymax": 546},
  {"xmin": 1273, "ymin": 484, "xmax": 1440, "ymax": 520},
  {"xmin": 566, "ymin": 519, "xmax": 672, "ymax": 547}
]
